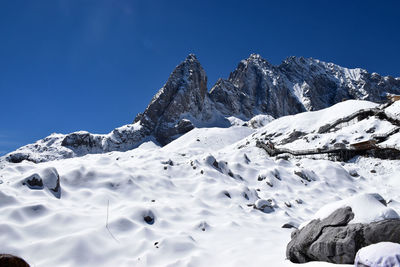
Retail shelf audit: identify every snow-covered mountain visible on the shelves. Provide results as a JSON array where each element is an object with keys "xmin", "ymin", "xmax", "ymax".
[
  {"xmin": 2, "ymin": 99, "xmax": 400, "ymax": 266},
  {"xmin": 3, "ymin": 54, "xmax": 400, "ymax": 164},
  {"xmin": 210, "ymin": 54, "xmax": 400, "ymax": 118}
]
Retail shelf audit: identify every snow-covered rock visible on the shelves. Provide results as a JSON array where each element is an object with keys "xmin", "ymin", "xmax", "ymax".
[
  {"xmin": 355, "ymin": 242, "xmax": 400, "ymax": 267},
  {"xmin": 287, "ymin": 204, "xmax": 400, "ymax": 264},
  {"xmin": 247, "ymin": 114, "xmax": 275, "ymax": 129},
  {"xmin": 254, "ymin": 199, "xmax": 274, "ymax": 213},
  {"xmin": 21, "ymin": 167, "xmax": 61, "ymax": 199},
  {"xmin": 302, "ymin": 193, "xmax": 399, "ymax": 227}
]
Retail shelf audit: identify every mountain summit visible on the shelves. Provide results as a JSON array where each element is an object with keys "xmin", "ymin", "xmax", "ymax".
[
  {"xmin": 4, "ymin": 54, "xmax": 400, "ymax": 163},
  {"xmin": 210, "ymin": 54, "xmax": 400, "ymax": 118},
  {"xmin": 134, "ymin": 53, "xmax": 216, "ymax": 145}
]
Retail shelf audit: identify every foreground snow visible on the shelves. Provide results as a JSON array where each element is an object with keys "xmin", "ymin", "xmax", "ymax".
[
  {"xmin": 1, "ymin": 100, "xmax": 400, "ymax": 266},
  {"xmin": 355, "ymin": 242, "xmax": 400, "ymax": 267}
]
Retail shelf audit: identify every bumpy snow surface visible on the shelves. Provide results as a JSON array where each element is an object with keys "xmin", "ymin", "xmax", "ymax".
[{"xmin": 2, "ymin": 100, "xmax": 400, "ymax": 266}]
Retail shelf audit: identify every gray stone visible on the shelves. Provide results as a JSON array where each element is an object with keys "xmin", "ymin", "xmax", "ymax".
[
  {"xmin": 282, "ymin": 223, "xmax": 297, "ymax": 229},
  {"xmin": 287, "ymin": 206, "xmax": 400, "ymax": 264}
]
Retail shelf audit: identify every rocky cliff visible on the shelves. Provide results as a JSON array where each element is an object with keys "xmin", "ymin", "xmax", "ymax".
[
  {"xmin": 134, "ymin": 54, "xmax": 219, "ymax": 145},
  {"xmin": 210, "ymin": 54, "xmax": 400, "ymax": 119}
]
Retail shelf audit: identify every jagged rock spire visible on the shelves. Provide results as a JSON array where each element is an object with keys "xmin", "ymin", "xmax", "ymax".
[
  {"xmin": 185, "ymin": 53, "xmax": 198, "ymax": 61},
  {"xmin": 210, "ymin": 53, "xmax": 305, "ymax": 118},
  {"xmin": 135, "ymin": 54, "xmax": 210, "ymax": 145}
]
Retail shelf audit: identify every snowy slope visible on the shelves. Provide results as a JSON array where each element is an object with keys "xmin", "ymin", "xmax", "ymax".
[
  {"xmin": 2, "ymin": 122, "xmax": 151, "ymax": 163},
  {"xmin": 1, "ymin": 100, "xmax": 400, "ymax": 266},
  {"xmin": 245, "ymin": 99, "xmax": 400, "ymax": 156}
]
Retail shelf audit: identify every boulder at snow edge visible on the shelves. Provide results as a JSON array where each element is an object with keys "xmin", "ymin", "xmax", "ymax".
[{"xmin": 286, "ymin": 206, "xmax": 400, "ymax": 264}]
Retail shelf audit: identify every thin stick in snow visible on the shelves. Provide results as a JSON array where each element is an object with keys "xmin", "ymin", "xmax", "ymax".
[{"xmin": 106, "ymin": 199, "xmax": 119, "ymax": 243}]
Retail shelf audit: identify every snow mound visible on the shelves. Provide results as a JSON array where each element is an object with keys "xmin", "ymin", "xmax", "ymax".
[
  {"xmin": 162, "ymin": 126, "xmax": 254, "ymax": 155},
  {"xmin": 355, "ymin": 242, "xmax": 400, "ymax": 267},
  {"xmin": 309, "ymin": 193, "xmax": 399, "ymax": 226},
  {"xmin": 385, "ymin": 101, "xmax": 400, "ymax": 117},
  {"xmin": 259, "ymin": 100, "xmax": 378, "ymax": 135},
  {"xmin": 247, "ymin": 114, "xmax": 275, "ymax": 129}
]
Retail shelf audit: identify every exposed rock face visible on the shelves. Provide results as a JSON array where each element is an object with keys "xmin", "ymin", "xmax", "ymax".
[
  {"xmin": 210, "ymin": 54, "xmax": 400, "ymax": 119},
  {"xmin": 3, "ymin": 53, "xmax": 400, "ymax": 163},
  {"xmin": 210, "ymin": 54, "xmax": 307, "ymax": 118},
  {"xmin": 286, "ymin": 207, "xmax": 400, "ymax": 264},
  {"xmin": 135, "ymin": 54, "xmax": 216, "ymax": 145}
]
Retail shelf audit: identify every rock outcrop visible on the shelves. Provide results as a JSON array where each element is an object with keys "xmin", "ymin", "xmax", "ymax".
[
  {"xmin": 210, "ymin": 54, "xmax": 307, "ymax": 118},
  {"xmin": 22, "ymin": 167, "xmax": 61, "ymax": 198},
  {"xmin": 286, "ymin": 207, "xmax": 400, "ymax": 264},
  {"xmin": 134, "ymin": 54, "xmax": 218, "ymax": 145}
]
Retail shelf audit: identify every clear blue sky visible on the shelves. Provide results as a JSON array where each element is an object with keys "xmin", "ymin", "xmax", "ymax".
[{"xmin": 1, "ymin": 0, "xmax": 399, "ymax": 155}]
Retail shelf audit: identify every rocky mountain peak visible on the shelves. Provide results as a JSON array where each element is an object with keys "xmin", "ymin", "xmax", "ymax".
[
  {"xmin": 282, "ymin": 55, "xmax": 309, "ymax": 64},
  {"xmin": 185, "ymin": 53, "xmax": 199, "ymax": 62},
  {"xmin": 135, "ymin": 54, "xmax": 211, "ymax": 145},
  {"xmin": 241, "ymin": 53, "xmax": 272, "ymax": 68},
  {"xmin": 212, "ymin": 54, "xmax": 400, "ymax": 119},
  {"xmin": 247, "ymin": 53, "xmax": 263, "ymax": 61}
]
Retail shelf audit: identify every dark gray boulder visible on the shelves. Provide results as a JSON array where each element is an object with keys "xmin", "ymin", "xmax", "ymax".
[
  {"xmin": 0, "ymin": 254, "xmax": 30, "ymax": 267},
  {"xmin": 6, "ymin": 152, "xmax": 32, "ymax": 164},
  {"xmin": 287, "ymin": 207, "xmax": 400, "ymax": 264},
  {"xmin": 23, "ymin": 174, "xmax": 44, "ymax": 189}
]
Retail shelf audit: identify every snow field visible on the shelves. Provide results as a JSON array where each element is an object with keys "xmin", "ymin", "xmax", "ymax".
[{"xmin": 0, "ymin": 100, "xmax": 399, "ymax": 266}]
